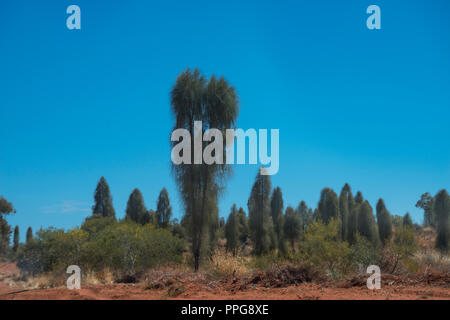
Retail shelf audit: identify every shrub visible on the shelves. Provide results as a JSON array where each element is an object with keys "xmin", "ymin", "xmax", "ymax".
[
  {"xmin": 297, "ymin": 219, "xmax": 352, "ymax": 279},
  {"xmin": 389, "ymin": 226, "xmax": 419, "ymax": 273},
  {"xmin": 349, "ymin": 233, "xmax": 381, "ymax": 273},
  {"xmin": 17, "ymin": 220, "xmax": 186, "ymax": 276}
]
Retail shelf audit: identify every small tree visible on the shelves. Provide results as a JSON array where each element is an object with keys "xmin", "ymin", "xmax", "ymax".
[
  {"xmin": 402, "ymin": 212, "xmax": 413, "ymax": 229},
  {"xmin": 225, "ymin": 205, "xmax": 239, "ymax": 256},
  {"xmin": 0, "ymin": 196, "xmax": 14, "ymax": 255},
  {"xmin": 13, "ymin": 226, "xmax": 19, "ymax": 252},
  {"xmin": 26, "ymin": 227, "xmax": 33, "ymax": 244},
  {"xmin": 125, "ymin": 188, "xmax": 147, "ymax": 223},
  {"xmin": 156, "ymin": 188, "xmax": 172, "ymax": 228},
  {"xmin": 297, "ymin": 201, "xmax": 313, "ymax": 233},
  {"xmin": 357, "ymin": 201, "xmax": 379, "ymax": 246},
  {"xmin": 318, "ymin": 188, "xmax": 340, "ymax": 224},
  {"xmin": 270, "ymin": 187, "xmax": 285, "ymax": 252},
  {"xmin": 248, "ymin": 169, "xmax": 274, "ymax": 255},
  {"xmin": 92, "ymin": 177, "xmax": 116, "ymax": 218},
  {"xmin": 376, "ymin": 199, "xmax": 393, "ymax": 246},
  {"xmin": 391, "ymin": 226, "xmax": 418, "ymax": 273},
  {"xmin": 434, "ymin": 189, "xmax": 449, "ymax": 252},
  {"xmin": 237, "ymin": 207, "xmax": 249, "ymax": 244},
  {"xmin": 283, "ymin": 206, "xmax": 301, "ymax": 251}
]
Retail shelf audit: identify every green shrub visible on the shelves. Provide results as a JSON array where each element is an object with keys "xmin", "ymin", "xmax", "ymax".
[
  {"xmin": 389, "ymin": 226, "xmax": 418, "ymax": 273},
  {"xmin": 349, "ymin": 233, "xmax": 381, "ymax": 272},
  {"xmin": 297, "ymin": 219, "xmax": 351, "ymax": 279},
  {"xmin": 17, "ymin": 220, "xmax": 186, "ymax": 276}
]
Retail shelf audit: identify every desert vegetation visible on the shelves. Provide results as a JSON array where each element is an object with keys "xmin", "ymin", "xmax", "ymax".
[{"xmin": 0, "ymin": 69, "xmax": 449, "ymax": 298}]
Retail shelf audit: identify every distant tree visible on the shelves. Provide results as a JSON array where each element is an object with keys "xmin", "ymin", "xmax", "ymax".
[
  {"xmin": 225, "ymin": 205, "xmax": 239, "ymax": 256},
  {"xmin": 318, "ymin": 188, "xmax": 340, "ymax": 225},
  {"xmin": 283, "ymin": 206, "xmax": 301, "ymax": 251},
  {"xmin": 0, "ymin": 197, "xmax": 15, "ymax": 215},
  {"xmin": 402, "ymin": 212, "xmax": 413, "ymax": 229},
  {"xmin": 13, "ymin": 226, "xmax": 19, "ymax": 252},
  {"xmin": 354, "ymin": 191, "xmax": 364, "ymax": 204},
  {"xmin": 125, "ymin": 188, "xmax": 147, "ymax": 223},
  {"xmin": 297, "ymin": 201, "xmax": 313, "ymax": 233},
  {"xmin": 376, "ymin": 199, "xmax": 393, "ymax": 246},
  {"xmin": 339, "ymin": 184, "xmax": 353, "ymax": 241},
  {"xmin": 347, "ymin": 190, "xmax": 361, "ymax": 244},
  {"xmin": 357, "ymin": 201, "xmax": 379, "ymax": 246},
  {"xmin": 170, "ymin": 68, "xmax": 238, "ymax": 271},
  {"xmin": 416, "ymin": 192, "xmax": 435, "ymax": 227},
  {"xmin": 219, "ymin": 217, "xmax": 225, "ymax": 229},
  {"xmin": 92, "ymin": 177, "xmax": 116, "ymax": 218},
  {"xmin": 248, "ymin": 169, "xmax": 274, "ymax": 255},
  {"xmin": 170, "ymin": 218, "xmax": 186, "ymax": 239},
  {"xmin": 0, "ymin": 218, "xmax": 11, "ymax": 255},
  {"xmin": 26, "ymin": 227, "xmax": 33, "ymax": 244},
  {"xmin": 391, "ymin": 226, "xmax": 418, "ymax": 273},
  {"xmin": 391, "ymin": 215, "xmax": 403, "ymax": 228},
  {"xmin": 0, "ymin": 196, "xmax": 14, "ymax": 255},
  {"xmin": 237, "ymin": 207, "xmax": 249, "ymax": 244},
  {"xmin": 312, "ymin": 208, "xmax": 320, "ymax": 221},
  {"xmin": 434, "ymin": 189, "xmax": 449, "ymax": 252},
  {"xmin": 270, "ymin": 187, "xmax": 285, "ymax": 252},
  {"xmin": 156, "ymin": 188, "xmax": 172, "ymax": 228}
]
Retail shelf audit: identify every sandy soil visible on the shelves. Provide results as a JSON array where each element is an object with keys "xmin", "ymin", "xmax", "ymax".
[{"xmin": 1, "ymin": 263, "xmax": 449, "ymax": 300}]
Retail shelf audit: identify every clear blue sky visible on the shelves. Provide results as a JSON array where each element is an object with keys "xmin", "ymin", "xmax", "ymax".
[{"xmin": 1, "ymin": 0, "xmax": 449, "ymax": 241}]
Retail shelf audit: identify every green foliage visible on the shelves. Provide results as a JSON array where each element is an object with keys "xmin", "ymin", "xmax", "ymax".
[
  {"xmin": 434, "ymin": 189, "xmax": 450, "ymax": 252},
  {"xmin": 248, "ymin": 170, "xmax": 275, "ymax": 255},
  {"xmin": 0, "ymin": 196, "xmax": 14, "ymax": 256},
  {"xmin": 283, "ymin": 206, "xmax": 301, "ymax": 251},
  {"xmin": 297, "ymin": 201, "xmax": 313, "ymax": 234},
  {"xmin": 26, "ymin": 227, "xmax": 33, "ymax": 244},
  {"xmin": 402, "ymin": 212, "xmax": 413, "ymax": 229},
  {"xmin": 17, "ymin": 221, "xmax": 185, "ymax": 275},
  {"xmin": 156, "ymin": 188, "xmax": 172, "ymax": 228},
  {"xmin": 0, "ymin": 217, "xmax": 11, "ymax": 256},
  {"xmin": 357, "ymin": 201, "xmax": 379, "ymax": 246},
  {"xmin": 376, "ymin": 198, "xmax": 393, "ymax": 246},
  {"xmin": 251, "ymin": 251, "xmax": 284, "ymax": 270},
  {"xmin": 391, "ymin": 215, "xmax": 403, "ymax": 228},
  {"xmin": 339, "ymin": 184, "xmax": 352, "ymax": 241},
  {"xmin": 270, "ymin": 187, "xmax": 284, "ymax": 252},
  {"xmin": 318, "ymin": 188, "xmax": 340, "ymax": 224},
  {"xmin": 125, "ymin": 188, "xmax": 147, "ymax": 223},
  {"xmin": 170, "ymin": 68, "xmax": 238, "ymax": 271},
  {"xmin": 350, "ymin": 234, "xmax": 381, "ymax": 271},
  {"xmin": 390, "ymin": 226, "xmax": 418, "ymax": 273},
  {"xmin": 298, "ymin": 219, "xmax": 351, "ymax": 279},
  {"xmin": 13, "ymin": 226, "xmax": 19, "ymax": 252},
  {"xmin": 225, "ymin": 204, "xmax": 239, "ymax": 255},
  {"xmin": 92, "ymin": 177, "xmax": 116, "ymax": 218},
  {"xmin": 0, "ymin": 196, "xmax": 15, "ymax": 215},
  {"xmin": 354, "ymin": 191, "xmax": 364, "ymax": 204},
  {"xmin": 237, "ymin": 207, "xmax": 249, "ymax": 243},
  {"xmin": 81, "ymin": 215, "xmax": 116, "ymax": 238}
]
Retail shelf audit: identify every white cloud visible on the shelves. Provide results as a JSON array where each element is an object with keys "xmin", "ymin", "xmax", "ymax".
[{"xmin": 42, "ymin": 200, "xmax": 90, "ymax": 214}]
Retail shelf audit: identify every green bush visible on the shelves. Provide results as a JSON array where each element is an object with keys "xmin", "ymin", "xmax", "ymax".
[
  {"xmin": 17, "ymin": 220, "xmax": 186, "ymax": 276},
  {"xmin": 349, "ymin": 233, "xmax": 381, "ymax": 272},
  {"xmin": 296, "ymin": 219, "xmax": 352, "ymax": 279}
]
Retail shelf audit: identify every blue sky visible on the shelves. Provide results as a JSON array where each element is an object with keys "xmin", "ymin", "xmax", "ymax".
[{"xmin": 1, "ymin": 0, "xmax": 449, "ymax": 241}]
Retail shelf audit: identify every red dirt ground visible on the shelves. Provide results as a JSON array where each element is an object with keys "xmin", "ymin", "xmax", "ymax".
[{"xmin": 1, "ymin": 263, "xmax": 449, "ymax": 300}]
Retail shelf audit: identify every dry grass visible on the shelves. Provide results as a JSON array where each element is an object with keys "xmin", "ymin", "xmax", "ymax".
[
  {"xmin": 208, "ymin": 248, "xmax": 250, "ymax": 278},
  {"xmin": 83, "ymin": 268, "xmax": 115, "ymax": 286},
  {"xmin": 414, "ymin": 249, "xmax": 450, "ymax": 273}
]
